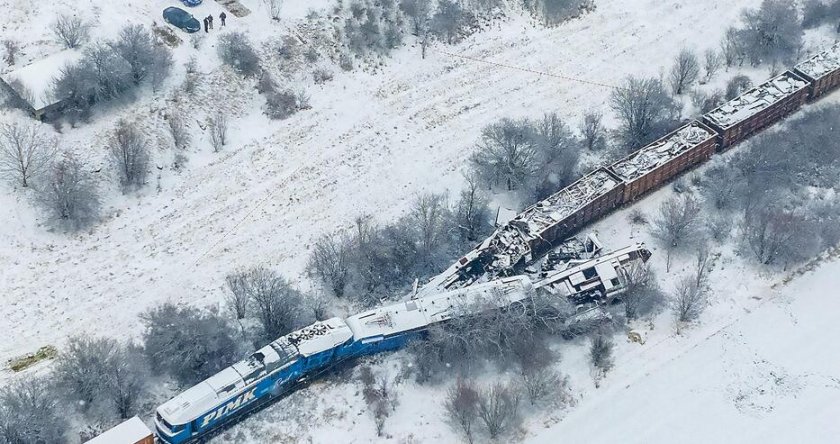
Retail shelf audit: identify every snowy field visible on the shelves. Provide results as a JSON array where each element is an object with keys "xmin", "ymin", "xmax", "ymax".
[{"xmin": 2, "ymin": 0, "xmax": 840, "ymax": 442}]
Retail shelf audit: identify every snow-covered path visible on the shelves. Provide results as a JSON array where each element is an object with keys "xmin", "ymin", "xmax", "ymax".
[
  {"xmin": 532, "ymin": 257, "xmax": 840, "ymax": 443},
  {"xmin": 1, "ymin": 0, "xmax": 761, "ymax": 365}
]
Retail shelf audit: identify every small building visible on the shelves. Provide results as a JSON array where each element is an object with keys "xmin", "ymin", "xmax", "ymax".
[
  {"xmin": 84, "ymin": 416, "xmax": 154, "ymax": 444},
  {"xmin": 0, "ymin": 49, "xmax": 81, "ymax": 120}
]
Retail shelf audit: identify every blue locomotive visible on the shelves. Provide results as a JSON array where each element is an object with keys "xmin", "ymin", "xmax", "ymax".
[{"xmin": 154, "ymin": 276, "xmax": 534, "ymax": 443}]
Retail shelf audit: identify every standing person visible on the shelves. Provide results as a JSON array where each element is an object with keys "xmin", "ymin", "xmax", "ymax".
[
  {"xmin": 220, "ymin": 12, "xmax": 227, "ymax": 27},
  {"xmin": 203, "ymin": 16, "xmax": 208, "ymax": 33},
  {"xmin": 208, "ymin": 14, "xmax": 214, "ymax": 30}
]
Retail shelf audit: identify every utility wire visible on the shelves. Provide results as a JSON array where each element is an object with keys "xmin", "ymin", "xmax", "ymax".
[{"xmin": 431, "ymin": 47, "xmax": 619, "ymax": 90}]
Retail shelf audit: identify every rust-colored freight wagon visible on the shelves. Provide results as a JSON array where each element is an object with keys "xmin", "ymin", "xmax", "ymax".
[
  {"xmin": 609, "ymin": 121, "xmax": 717, "ymax": 203},
  {"xmin": 523, "ymin": 168, "xmax": 625, "ymax": 260},
  {"xmin": 702, "ymin": 71, "xmax": 809, "ymax": 149},
  {"xmin": 794, "ymin": 43, "xmax": 840, "ymax": 100}
]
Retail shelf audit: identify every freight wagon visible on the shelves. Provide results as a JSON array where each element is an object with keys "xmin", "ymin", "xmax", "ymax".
[
  {"xmin": 609, "ymin": 121, "xmax": 717, "ymax": 203},
  {"xmin": 702, "ymin": 71, "xmax": 809, "ymax": 149},
  {"xmin": 794, "ymin": 43, "xmax": 840, "ymax": 100}
]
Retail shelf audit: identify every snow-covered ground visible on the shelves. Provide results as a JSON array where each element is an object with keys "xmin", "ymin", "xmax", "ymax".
[{"xmin": 2, "ymin": 0, "xmax": 840, "ymax": 442}]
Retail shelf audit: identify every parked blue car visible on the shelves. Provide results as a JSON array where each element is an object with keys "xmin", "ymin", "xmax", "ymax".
[
  {"xmin": 180, "ymin": 0, "xmax": 203, "ymax": 6},
  {"xmin": 163, "ymin": 7, "xmax": 201, "ymax": 33}
]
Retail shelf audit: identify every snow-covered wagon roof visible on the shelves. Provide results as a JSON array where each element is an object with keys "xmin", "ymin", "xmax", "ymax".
[
  {"xmin": 704, "ymin": 71, "xmax": 808, "ymax": 129},
  {"xmin": 795, "ymin": 43, "xmax": 840, "ymax": 80},
  {"xmin": 0, "ymin": 49, "xmax": 81, "ymax": 111},
  {"xmin": 85, "ymin": 416, "xmax": 152, "ymax": 444},
  {"xmin": 345, "ymin": 276, "xmax": 534, "ymax": 340},
  {"xmin": 610, "ymin": 122, "xmax": 715, "ymax": 181}
]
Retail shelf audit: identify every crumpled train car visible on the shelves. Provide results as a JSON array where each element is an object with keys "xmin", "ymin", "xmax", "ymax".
[{"xmin": 794, "ymin": 43, "xmax": 840, "ymax": 101}]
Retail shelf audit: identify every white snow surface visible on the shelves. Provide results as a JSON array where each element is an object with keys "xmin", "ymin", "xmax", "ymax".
[
  {"xmin": 3, "ymin": 0, "xmax": 840, "ymax": 442},
  {"xmin": 84, "ymin": 416, "xmax": 151, "ymax": 443},
  {"xmin": 1, "ymin": 49, "xmax": 81, "ymax": 109}
]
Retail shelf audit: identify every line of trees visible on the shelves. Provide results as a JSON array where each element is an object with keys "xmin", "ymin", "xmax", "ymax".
[
  {"xmin": 308, "ymin": 187, "xmax": 494, "ymax": 307},
  {"xmin": 53, "ymin": 25, "xmax": 173, "ymax": 124},
  {"xmin": 720, "ymin": 0, "xmax": 807, "ymax": 69}
]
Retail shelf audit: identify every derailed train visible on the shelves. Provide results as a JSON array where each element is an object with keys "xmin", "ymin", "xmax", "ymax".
[
  {"xmin": 154, "ymin": 243, "xmax": 650, "ymax": 443},
  {"xmin": 424, "ymin": 42, "xmax": 840, "ymax": 293},
  {"xmin": 95, "ymin": 43, "xmax": 840, "ymax": 442}
]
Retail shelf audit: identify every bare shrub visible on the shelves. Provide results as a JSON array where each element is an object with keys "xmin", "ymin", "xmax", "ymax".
[
  {"xmin": 53, "ymin": 14, "xmax": 90, "ymax": 49},
  {"xmin": 725, "ymin": 75, "xmax": 753, "ymax": 100},
  {"xmin": 628, "ymin": 208, "xmax": 647, "ymax": 225},
  {"xmin": 360, "ymin": 367, "xmax": 396, "ymax": 437},
  {"xmin": 620, "ymin": 263, "xmax": 664, "ymax": 320},
  {"xmin": 312, "ymin": 68, "xmax": 334, "ymax": 84},
  {"xmin": 265, "ymin": 89, "xmax": 307, "ymax": 119},
  {"xmin": 707, "ymin": 214, "xmax": 733, "ymax": 242},
  {"xmin": 38, "ymin": 152, "xmax": 99, "ymax": 231},
  {"xmin": 444, "ymin": 378, "xmax": 479, "ymax": 444},
  {"xmin": 209, "ymin": 113, "xmax": 229, "ymax": 152},
  {"xmin": 669, "ymin": 48, "xmax": 700, "ymax": 95},
  {"xmin": 109, "ymin": 120, "xmax": 149, "ymax": 190},
  {"xmin": 469, "ymin": 118, "xmax": 538, "ymax": 191},
  {"xmin": 0, "ymin": 122, "xmax": 56, "ymax": 187},
  {"xmin": 54, "ymin": 336, "xmax": 119, "ymax": 412},
  {"xmin": 740, "ymin": 205, "xmax": 810, "ymax": 266},
  {"xmin": 231, "ymin": 267, "xmax": 309, "ymax": 340},
  {"xmin": 218, "ymin": 32, "xmax": 262, "ymax": 78},
  {"xmin": 225, "ymin": 271, "xmax": 252, "ymax": 320},
  {"xmin": 166, "ymin": 111, "xmax": 191, "ymax": 150},
  {"xmin": 589, "ymin": 335, "xmax": 613, "ymax": 372},
  {"xmin": 477, "ymin": 382, "xmax": 520, "ymax": 439},
  {"xmin": 738, "ymin": 0, "xmax": 803, "ymax": 66}
]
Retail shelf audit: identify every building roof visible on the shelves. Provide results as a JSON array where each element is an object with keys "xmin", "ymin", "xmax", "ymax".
[
  {"xmin": 345, "ymin": 276, "xmax": 534, "ymax": 340},
  {"xmin": 795, "ymin": 43, "xmax": 840, "ymax": 80},
  {"xmin": 0, "ymin": 49, "xmax": 81, "ymax": 110},
  {"xmin": 610, "ymin": 122, "xmax": 715, "ymax": 182},
  {"xmin": 704, "ymin": 71, "xmax": 808, "ymax": 129},
  {"xmin": 85, "ymin": 416, "xmax": 151, "ymax": 444}
]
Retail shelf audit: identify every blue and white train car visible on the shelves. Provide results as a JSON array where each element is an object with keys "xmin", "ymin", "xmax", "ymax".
[
  {"xmin": 154, "ymin": 318, "xmax": 354, "ymax": 444},
  {"xmin": 342, "ymin": 275, "xmax": 535, "ymax": 356}
]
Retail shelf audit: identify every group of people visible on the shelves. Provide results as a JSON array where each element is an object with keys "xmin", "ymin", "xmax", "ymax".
[{"xmin": 204, "ymin": 12, "xmax": 226, "ymax": 32}]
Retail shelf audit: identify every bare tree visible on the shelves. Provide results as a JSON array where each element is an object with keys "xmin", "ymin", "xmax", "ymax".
[
  {"xmin": 693, "ymin": 242, "xmax": 711, "ymax": 288},
  {"xmin": 401, "ymin": 0, "xmax": 433, "ymax": 35},
  {"xmin": 610, "ymin": 76, "xmax": 679, "ymax": 151},
  {"xmin": 411, "ymin": 192, "xmax": 451, "ymax": 268},
  {"xmin": 2, "ymin": 39, "xmax": 20, "ymax": 66},
  {"xmin": 235, "ymin": 267, "xmax": 308, "ymax": 340},
  {"xmin": 520, "ymin": 365, "xmax": 564, "ymax": 406},
  {"xmin": 477, "ymin": 382, "xmax": 520, "ymax": 439},
  {"xmin": 0, "ymin": 122, "xmax": 56, "ymax": 187},
  {"xmin": 650, "ymin": 194, "xmax": 703, "ymax": 271},
  {"xmin": 669, "ymin": 48, "xmax": 700, "ymax": 95},
  {"xmin": 454, "ymin": 173, "xmax": 491, "ymax": 246},
  {"xmin": 444, "ymin": 378, "xmax": 479, "ymax": 444},
  {"xmin": 589, "ymin": 334, "xmax": 614, "ymax": 373},
  {"xmin": 225, "ymin": 271, "xmax": 253, "ymax": 320},
  {"xmin": 263, "ymin": 0, "xmax": 284, "ymax": 20},
  {"xmin": 580, "ymin": 110, "xmax": 606, "ymax": 151},
  {"xmin": 149, "ymin": 44, "xmax": 174, "ymax": 93},
  {"xmin": 720, "ymin": 26, "xmax": 745, "ymax": 68},
  {"xmin": 620, "ymin": 262, "xmax": 663, "ymax": 320},
  {"xmin": 112, "ymin": 25, "xmax": 156, "ymax": 85},
  {"xmin": 109, "ymin": 120, "xmax": 149, "ymax": 190},
  {"xmin": 470, "ymin": 118, "xmax": 538, "ymax": 191},
  {"xmin": 725, "ymin": 75, "xmax": 753, "ymax": 100},
  {"xmin": 308, "ymin": 234, "xmax": 351, "ymax": 297},
  {"xmin": 671, "ymin": 273, "xmax": 707, "ymax": 323},
  {"xmin": 54, "ymin": 336, "xmax": 119, "ymax": 412},
  {"xmin": 739, "ymin": 0, "xmax": 803, "ymax": 66},
  {"xmin": 740, "ymin": 205, "xmax": 803, "ymax": 266},
  {"xmin": 703, "ymin": 48, "xmax": 722, "ymax": 81},
  {"xmin": 104, "ymin": 343, "xmax": 149, "ymax": 419},
  {"xmin": 53, "ymin": 14, "xmax": 90, "ymax": 49},
  {"xmin": 38, "ymin": 152, "xmax": 99, "ymax": 231},
  {"xmin": 141, "ymin": 303, "xmax": 243, "ymax": 385},
  {"xmin": 431, "ymin": 0, "xmax": 465, "ymax": 44},
  {"xmin": 209, "ymin": 112, "xmax": 229, "ymax": 152},
  {"xmin": 0, "ymin": 377, "xmax": 68, "ymax": 444}
]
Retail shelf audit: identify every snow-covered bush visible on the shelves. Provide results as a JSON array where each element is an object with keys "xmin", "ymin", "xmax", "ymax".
[
  {"xmin": 0, "ymin": 378, "xmax": 68, "ymax": 443},
  {"xmin": 218, "ymin": 32, "xmax": 262, "ymax": 78},
  {"xmin": 38, "ymin": 152, "xmax": 100, "ymax": 231}
]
